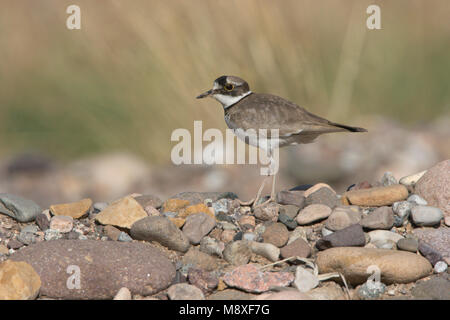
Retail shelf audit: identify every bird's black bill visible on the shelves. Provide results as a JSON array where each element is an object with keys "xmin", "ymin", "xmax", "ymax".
[{"xmin": 196, "ymin": 89, "xmax": 213, "ymax": 99}]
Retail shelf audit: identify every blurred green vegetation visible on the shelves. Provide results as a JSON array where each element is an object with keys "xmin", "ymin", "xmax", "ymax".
[{"xmin": 0, "ymin": 0, "xmax": 449, "ymax": 163}]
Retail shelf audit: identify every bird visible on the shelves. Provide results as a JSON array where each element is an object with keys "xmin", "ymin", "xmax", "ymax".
[{"xmin": 197, "ymin": 75, "xmax": 367, "ymax": 208}]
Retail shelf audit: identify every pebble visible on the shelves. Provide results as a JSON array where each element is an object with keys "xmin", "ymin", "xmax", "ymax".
[
  {"xmin": 349, "ymin": 181, "xmax": 372, "ymax": 191},
  {"xmin": 280, "ymin": 237, "xmax": 311, "ymax": 259},
  {"xmin": 0, "ymin": 193, "xmax": 42, "ymax": 222},
  {"xmin": 199, "ymin": 237, "xmax": 224, "ymax": 258},
  {"xmin": 434, "ymin": 261, "xmax": 448, "ymax": 273},
  {"xmin": 117, "ymin": 232, "xmax": 132, "ymax": 242},
  {"xmin": 276, "ymin": 190, "xmax": 306, "ymax": 208},
  {"xmin": 242, "ymin": 232, "xmax": 257, "ymax": 242},
  {"xmin": 167, "ymin": 283, "xmax": 205, "ymax": 300},
  {"xmin": 321, "ymin": 227, "xmax": 333, "ymax": 237},
  {"xmin": 305, "ymin": 187, "xmax": 338, "ymax": 208},
  {"xmin": 49, "ymin": 216, "xmax": 74, "ymax": 233},
  {"xmin": 103, "ymin": 225, "xmax": 122, "ymax": 241},
  {"xmin": 316, "ymin": 247, "xmax": 432, "ymax": 285},
  {"xmin": 161, "ymin": 198, "xmax": 190, "ymax": 213},
  {"xmin": 182, "ymin": 247, "xmax": 219, "ymax": 271},
  {"xmin": 222, "ymin": 264, "xmax": 294, "ymax": 293},
  {"xmin": 262, "ymin": 223, "xmax": 289, "ymax": 247},
  {"xmin": 0, "ymin": 244, "xmax": 8, "ymax": 255},
  {"xmin": 278, "ymin": 213, "xmax": 297, "ymax": 230},
  {"xmin": 170, "ymin": 191, "xmax": 238, "ymax": 205},
  {"xmin": 304, "ymin": 183, "xmax": 335, "ymax": 198},
  {"xmin": 0, "ymin": 260, "xmax": 41, "ymax": 300},
  {"xmin": 162, "ymin": 210, "xmax": 179, "ymax": 219},
  {"xmin": 130, "ymin": 216, "xmax": 190, "ymax": 252},
  {"xmin": 411, "ymin": 276, "xmax": 450, "ymax": 300},
  {"xmin": 180, "ymin": 203, "xmax": 215, "ymax": 220},
  {"xmin": 249, "ymin": 241, "xmax": 280, "ymax": 262},
  {"xmin": 342, "ymin": 184, "xmax": 408, "ymax": 207},
  {"xmin": 10, "ymin": 240, "xmax": 176, "ymax": 299},
  {"xmin": 371, "ymin": 239, "xmax": 396, "ymax": 250},
  {"xmin": 307, "ymin": 282, "xmax": 346, "ymax": 300},
  {"xmin": 212, "ymin": 198, "xmax": 231, "ymax": 215},
  {"xmin": 279, "ymin": 205, "xmax": 300, "ymax": 220},
  {"xmin": 399, "ymin": 170, "xmax": 427, "ymax": 186},
  {"xmin": 253, "ymin": 203, "xmax": 279, "ymax": 222},
  {"xmin": 381, "ymin": 172, "xmax": 397, "ymax": 187},
  {"xmin": 357, "ymin": 281, "xmax": 386, "ymax": 299},
  {"xmin": 169, "ymin": 217, "xmax": 186, "ymax": 228},
  {"xmin": 7, "ymin": 239, "xmax": 24, "ymax": 250},
  {"xmin": 418, "ymin": 241, "xmax": 443, "ymax": 266},
  {"xmin": 220, "ymin": 229, "xmax": 236, "ymax": 243},
  {"xmin": 44, "ymin": 229, "xmax": 63, "ymax": 241},
  {"xmin": 113, "ymin": 287, "xmax": 132, "ymax": 300},
  {"xmin": 133, "ymin": 194, "xmax": 163, "ymax": 209},
  {"xmin": 293, "ymin": 266, "xmax": 319, "ymax": 292},
  {"xmin": 368, "ymin": 230, "xmax": 403, "ymax": 244},
  {"xmin": 414, "ymin": 160, "xmax": 449, "ymax": 217},
  {"xmin": 17, "ymin": 227, "xmax": 38, "ymax": 245},
  {"xmin": 223, "ymin": 240, "xmax": 252, "ymax": 265},
  {"xmin": 411, "ymin": 205, "xmax": 443, "ymax": 226},
  {"xmin": 238, "ymin": 215, "xmax": 255, "ymax": 229},
  {"xmin": 413, "ymin": 228, "xmax": 450, "ymax": 259},
  {"xmin": 445, "ymin": 216, "xmax": 450, "ymax": 227},
  {"xmin": 325, "ymin": 206, "xmax": 361, "ymax": 231},
  {"xmin": 316, "ymin": 224, "xmax": 366, "ymax": 250},
  {"xmin": 50, "ymin": 198, "xmax": 92, "ymax": 219},
  {"xmin": 296, "ymin": 204, "xmax": 332, "ymax": 225},
  {"xmin": 188, "ymin": 268, "xmax": 219, "ymax": 293},
  {"xmin": 182, "ymin": 212, "xmax": 216, "ymax": 244},
  {"xmin": 397, "ymin": 238, "xmax": 419, "ymax": 252},
  {"xmin": 407, "ymin": 194, "xmax": 428, "ymax": 206},
  {"xmin": 93, "ymin": 202, "xmax": 108, "ymax": 212},
  {"xmin": 96, "ymin": 195, "xmax": 148, "ymax": 229},
  {"xmin": 392, "ymin": 201, "xmax": 413, "ymax": 224},
  {"xmin": 360, "ymin": 206, "xmax": 394, "ymax": 230},
  {"xmin": 35, "ymin": 213, "xmax": 50, "ymax": 231},
  {"xmin": 287, "ymin": 226, "xmax": 311, "ymax": 244}
]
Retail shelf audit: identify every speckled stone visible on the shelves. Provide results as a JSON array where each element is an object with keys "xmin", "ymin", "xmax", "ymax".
[
  {"xmin": 222, "ymin": 264, "xmax": 294, "ymax": 293},
  {"xmin": 9, "ymin": 240, "xmax": 176, "ymax": 299}
]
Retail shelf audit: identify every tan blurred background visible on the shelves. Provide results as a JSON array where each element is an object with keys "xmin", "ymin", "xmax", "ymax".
[{"xmin": 0, "ymin": 0, "xmax": 449, "ymax": 207}]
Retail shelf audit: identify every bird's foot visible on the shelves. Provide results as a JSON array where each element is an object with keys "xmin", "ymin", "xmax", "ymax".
[{"xmin": 251, "ymin": 195, "xmax": 276, "ymax": 210}]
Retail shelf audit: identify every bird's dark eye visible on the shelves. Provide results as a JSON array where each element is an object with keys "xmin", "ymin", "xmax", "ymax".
[{"xmin": 224, "ymin": 83, "xmax": 234, "ymax": 91}]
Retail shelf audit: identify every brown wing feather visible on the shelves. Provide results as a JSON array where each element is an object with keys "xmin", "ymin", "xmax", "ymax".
[{"xmin": 225, "ymin": 93, "xmax": 365, "ymax": 140}]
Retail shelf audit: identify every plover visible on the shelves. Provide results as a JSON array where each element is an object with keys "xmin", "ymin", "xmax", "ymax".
[{"xmin": 197, "ymin": 75, "xmax": 367, "ymax": 208}]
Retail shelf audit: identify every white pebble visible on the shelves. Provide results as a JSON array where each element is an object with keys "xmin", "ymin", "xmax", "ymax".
[
  {"xmin": 407, "ymin": 194, "xmax": 428, "ymax": 206},
  {"xmin": 434, "ymin": 261, "xmax": 448, "ymax": 273}
]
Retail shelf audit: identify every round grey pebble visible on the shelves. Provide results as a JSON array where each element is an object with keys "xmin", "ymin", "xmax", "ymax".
[
  {"xmin": 397, "ymin": 238, "xmax": 419, "ymax": 252},
  {"xmin": 118, "ymin": 232, "xmax": 133, "ymax": 242},
  {"xmin": 434, "ymin": 261, "xmax": 448, "ymax": 273},
  {"xmin": 407, "ymin": 194, "xmax": 428, "ymax": 206},
  {"xmin": 411, "ymin": 206, "xmax": 443, "ymax": 226}
]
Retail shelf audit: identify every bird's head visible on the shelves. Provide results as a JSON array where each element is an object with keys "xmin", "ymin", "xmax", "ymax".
[{"xmin": 197, "ymin": 75, "xmax": 252, "ymax": 108}]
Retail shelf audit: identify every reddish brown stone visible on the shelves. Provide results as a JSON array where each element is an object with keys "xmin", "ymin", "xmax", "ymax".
[{"xmin": 222, "ymin": 264, "xmax": 294, "ymax": 293}]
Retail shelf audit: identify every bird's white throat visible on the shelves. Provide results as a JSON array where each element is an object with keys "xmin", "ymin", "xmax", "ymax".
[{"xmin": 213, "ymin": 91, "xmax": 252, "ymax": 109}]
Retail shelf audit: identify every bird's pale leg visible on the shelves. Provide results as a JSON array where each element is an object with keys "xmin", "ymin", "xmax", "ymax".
[
  {"xmin": 238, "ymin": 175, "xmax": 268, "ymax": 206},
  {"xmin": 252, "ymin": 153, "xmax": 277, "ymax": 209}
]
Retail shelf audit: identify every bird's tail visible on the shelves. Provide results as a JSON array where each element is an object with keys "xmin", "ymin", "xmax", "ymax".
[{"xmin": 330, "ymin": 122, "xmax": 368, "ymax": 132}]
